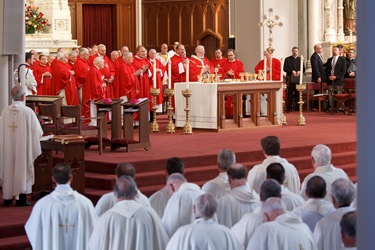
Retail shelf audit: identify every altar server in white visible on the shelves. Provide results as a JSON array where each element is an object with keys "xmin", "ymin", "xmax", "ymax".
[
  {"xmin": 202, "ymin": 149, "xmax": 235, "ymax": 200},
  {"xmin": 247, "ymin": 197, "xmax": 317, "ymax": 250},
  {"xmin": 149, "ymin": 157, "xmax": 185, "ymax": 218},
  {"xmin": 313, "ymin": 178, "xmax": 355, "ymax": 250},
  {"xmin": 300, "ymin": 144, "xmax": 349, "ymax": 202},
  {"xmin": 89, "ymin": 175, "xmax": 169, "ymax": 250},
  {"xmin": 217, "ymin": 163, "xmax": 260, "ymax": 228},
  {"xmin": 95, "ymin": 162, "xmax": 150, "ymax": 216},
  {"xmin": 0, "ymin": 86, "xmax": 43, "ymax": 206},
  {"xmin": 167, "ymin": 193, "xmax": 244, "ymax": 250},
  {"xmin": 162, "ymin": 173, "xmax": 205, "ymax": 237},
  {"xmin": 266, "ymin": 162, "xmax": 305, "ymax": 211},
  {"xmin": 231, "ymin": 179, "xmax": 282, "ymax": 249},
  {"xmin": 247, "ymin": 136, "xmax": 300, "ymax": 194},
  {"xmin": 25, "ymin": 163, "xmax": 97, "ymax": 250},
  {"xmin": 293, "ymin": 176, "xmax": 335, "ymax": 231}
]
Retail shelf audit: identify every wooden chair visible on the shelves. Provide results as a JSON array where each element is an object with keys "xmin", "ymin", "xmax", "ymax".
[
  {"xmin": 305, "ymin": 82, "xmax": 328, "ymax": 112},
  {"xmin": 331, "ymin": 79, "xmax": 356, "ymax": 115},
  {"xmin": 60, "ymin": 105, "xmax": 104, "ymax": 154},
  {"xmin": 38, "ymin": 103, "xmax": 61, "ymax": 135}
]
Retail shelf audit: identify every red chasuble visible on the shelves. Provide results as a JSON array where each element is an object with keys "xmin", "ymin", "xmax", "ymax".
[
  {"xmin": 254, "ymin": 58, "xmax": 281, "ymax": 81},
  {"xmin": 222, "ymin": 59, "xmax": 245, "ymax": 79},
  {"xmin": 148, "ymin": 58, "xmax": 165, "ymax": 105},
  {"xmin": 51, "ymin": 60, "xmax": 71, "ymax": 96},
  {"xmin": 189, "ymin": 56, "xmax": 213, "ymax": 82},
  {"xmin": 82, "ymin": 65, "xmax": 105, "ymax": 119},
  {"xmin": 210, "ymin": 57, "xmax": 226, "ymax": 77},
  {"xmin": 113, "ymin": 57, "xmax": 125, "ymax": 98},
  {"xmin": 33, "ymin": 62, "xmax": 52, "ymax": 95},
  {"xmin": 65, "ymin": 63, "xmax": 79, "ymax": 105},
  {"xmin": 89, "ymin": 54, "xmax": 113, "ymax": 98},
  {"xmin": 118, "ymin": 62, "xmax": 140, "ymax": 100},
  {"xmin": 133, "ymin": 56, "xmax": 152, "ymax": 109},
  {"xmin": 73, "ymin": 56, "xmax": 90, "ymax": 89}
]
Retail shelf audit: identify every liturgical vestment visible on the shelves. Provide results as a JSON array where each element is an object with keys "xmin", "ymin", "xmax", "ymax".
[
  {"xmin": 25, "ymin": 184, "xmax": 98, "ymax": 250},
  {"xmin": 149, "ymin": 186, "xmax": 170, "ymax": 218},
  {"xmin": 247, "ymin": 155, "xmax": 301, "ymax": 195},
  {"xmin": 0, "ymin": 101, "xmax": 42, "ymax": 199},
  {"xmin": 247, "ymin": 212, "xmax": 317, "ymax": 250},
  {"xmin": 166, "ymin": 218, "xmax": 244, "ymax": 250},
  {"xmin": 201, "ymin": 172, "xmax": 231, "ymax": 200},
  {"xmin": 89, "ymin": 200, "xmax": 169, "ymax": 250}
]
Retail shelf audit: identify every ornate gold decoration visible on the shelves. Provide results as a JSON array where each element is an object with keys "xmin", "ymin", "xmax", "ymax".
[
  {"xmin": 164, "ymin": 88, "xmax": 175, "ymax": 133},
  {"xmin": 182, "ymin": 89, "xmax": 193, "ymax": 134},
  {"xmin": 150, "ymin": 88, "xmax": 160, "ymax": 132},
  {"xmin": 296, "ymin": 83, "xmax": 306, "ymax": 126}
]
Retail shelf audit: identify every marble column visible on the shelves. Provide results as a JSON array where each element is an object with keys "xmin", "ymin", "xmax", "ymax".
[
  {"xmin": 337, "ymin": 0, "xmax": 345, "ymax": 41},
  {"xmin": 307, "ymin": 0, "xmax": 321, "ymax": 63},
  {"xmin": 357, "ymin": 0, "xmax": 375, "ymax": 248},
  {"xmin": 324, "ymin": 0, "xmax": 336, "ymax": 41},
  {"xmin": 298, "ymin": 0, "xmax": 308, "ymax": 60}
]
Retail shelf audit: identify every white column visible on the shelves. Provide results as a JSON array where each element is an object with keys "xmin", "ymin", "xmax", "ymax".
[
  {"xmin": 337, "ymin": 0, "xmax": 345, "ymax": 40},
  {"xmin": 324, "ymin": 0, "xmax": 336, "ymax": 41},
  {"xmin": 136, "ymin": 0, "xmax": 142, "ymax": 45},
  {"xmin": 308, "ymin": 0, "xmax": 321, "ymax": 61},
  {"xmin": 357, "ymin": 1, "xmax": 375, "ymax": 249}
]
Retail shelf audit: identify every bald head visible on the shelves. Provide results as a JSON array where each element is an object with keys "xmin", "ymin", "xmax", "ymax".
[
  {"xmin": 166, "ymin": 173, "xmax": 187, "ymax": 195},
  {"xmin": 262, "ymin": 197, "xmax": 286, "ymax": 222},
  {"xmin": 11, "ymin": 86, "xmax": 25, "ymax": 101},
  {"xmin": 115, "ymin": 162, "xmax": 136, "ymax": 179}
]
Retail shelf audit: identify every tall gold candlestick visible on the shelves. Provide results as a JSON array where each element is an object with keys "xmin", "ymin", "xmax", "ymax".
[
  {"xmin": 182, "ymin": 89, "xmax": 193, "ymax": 135},
  {"xmin": 164, "ymin": 88, "xmax": 175, "ymax": 133},
  {"xmin": 296, "ymin": 83, "xmax": 306, "ymax": 126},
  {"xmin": 150, "ymin": 88, "xmax": 160, "ymax": 132},
  {"xmin": 282, "ymin": 82, "xmax": 287, "ymax": 125}
]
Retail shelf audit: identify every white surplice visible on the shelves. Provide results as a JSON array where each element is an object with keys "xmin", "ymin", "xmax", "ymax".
[
  {"xmin": 162, "ymin": 182, "xmax": 205, "ymax": 237},
  {"xmin": 95, "ymin": 189, "xmax": 150, "ymax": 216},
  {"xmin": 217, "ymin": 184, "xmax": 260, "ymax": 228},
  {"xmin": 281, "ymin": 185, "xmax": 305, "ymax": 211},
  {"xmin": 89, "ymin": 200, "xmax": 169, "ymax": 250},
  {"xmin": 300, "ymin": 164, "xmax": 349, "ymax": 202},
  {"xmin": 0, "ymin": 101, "xmax": 43, "ymax": 199},
  {"xmin": 166, "ymin": 218, "xmax": 244, "ymax": 250},
  {"xmin": 293, "ymin": 198, "xmax": 335, "ymax": 231},
  {"xmin": 247, "ymin": 212, "xmax": 317, "ymax": 250},
  {"xmin": 230, "ymin": 206, "xmax": 265, "ymax": 249},
  {"xmin": 25, "ymin": 184, "xmax": 98, "ymax": 250},
  {"xmin": 149, "ymin": 186, "xmax": 170, "ymax": 218},
  {"xmin": 201, "ymin": 172, "xmax": 231, "ymax": 200},
  {"xmin": 313, "ymin": 206, "xmax": 355, "ymax": 250},
  {"xmin": 247, "ymin": 155, "xmax": 301, "ymax": 195}
]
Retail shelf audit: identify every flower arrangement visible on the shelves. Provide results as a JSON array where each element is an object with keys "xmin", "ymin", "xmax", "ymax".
[{"xmin": 25, "ymin": 4, "xmax": 49, "ymax": 34}]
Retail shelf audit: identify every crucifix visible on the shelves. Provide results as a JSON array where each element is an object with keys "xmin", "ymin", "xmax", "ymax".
[
  {"xmin": 59, "ymin": 218, "xmax": 75, "ymax": 233},
  {"xmin": 8, "ymin": 121, "xmax": 18, "ymax": 132}
]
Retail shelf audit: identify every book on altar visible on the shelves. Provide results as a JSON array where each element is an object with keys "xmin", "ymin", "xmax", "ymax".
[
  {"xmin": 53, "ymin": 134, "xmax": 84, "ymax": 143},
  {"xmin": 128, "ymin": 98, "xmax": 148, "ymax": 105}
]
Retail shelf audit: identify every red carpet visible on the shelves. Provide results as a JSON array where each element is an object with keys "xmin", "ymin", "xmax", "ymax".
[{"xmin": 0, "ymin": 111, "xmax": 357, "ymax": 249}]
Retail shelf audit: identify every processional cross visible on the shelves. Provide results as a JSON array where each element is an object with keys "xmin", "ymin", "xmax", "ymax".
[
  {"xmin": 258, "ymin": 8, "xmax": 283, "ymax": 55},
  {"xmin": 8, "ymin": 121, "xmax": 18, "ymax": 132},
  {"xmin": 59, "ymin": 218, "xmax": 75, "ymax": 233}
]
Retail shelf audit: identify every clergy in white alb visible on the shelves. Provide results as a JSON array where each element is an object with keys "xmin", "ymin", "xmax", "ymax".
[
  {"xmin": 340, "ymin": 211, "xmax": 357, "ymax": 250},
  {"xmin": 201, "ymin": 149, "xmax": 235, "ymax": 200},
  {"xmin": 217, "ymin": 164, "xmax": 260, "ymax": 228},
  {"xmin": 293, "ymin": 176, "xmax": 335, "ymax": 231},
  {"xmin": 247, "ymin": 198, "xmax": 317, "ymax": 250},
  {"xmin": 89, "ymin": 176, "xmax": 169, "ymax": 250},
  {"xmin": 20, "ymin": 52, "xmax": 38, "ymax": 96},
  {"xmin": 300, "ymin": 144, "xmax": 349, "ymax": 202},
  {"xmin": 162, "ymin": 173, "xmax": 205, "ymax": 237},
  {"xmin": 94, "ymin": 162, "xmax": 150, "ymax": 216},
  {"xmin": 266, "ymin": 162, "xmax": 305, "ymax": 211},
  {"xmin": 149, "ymin": 157, "xmax": 185, "ymax": 218},
  {"xmin": 167, "ymin": 193, "xmax": 244, "ymax": 250},
  {"xmin": 247, "ymin": 136, "xmax": 300, "ymax": 195},
  {"xmin": 25, "ymin": 163, "xmax": 98, "ymax": 250},
  {"xmin": 231, "ymin": 179, "xmax": 282, "ymax": 249},
  {"xmin": 0, "ymin": 86, "xmax": 43, "ymax": 206},
  {"xmin": 313, "ymin": 178, "xmax": 356, "ymax": 250}
]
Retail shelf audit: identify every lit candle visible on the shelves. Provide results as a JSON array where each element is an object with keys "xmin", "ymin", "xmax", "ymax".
[
  {"xmin": 153, "ymin": 59, "xmax": 156, "ymax": 89},
  {"xmin": 186, "ymin": 59, "xmax": 190, "ymax": 89},
  {"xmin": 168, "ymin": 59, "xmax": 172, "ymax": 89},
  {"xmin": 280, "ymin": 57, "xmax": 284, "ymax": 82},
  {"xmin": 270, "ymin": 54, "xmax": 273, "ymax": 81},
  {"xmin": 299, "ymin": 55, "xmax": 304, "ymax": 85},
  {"xmin": 350, "ymin": 30, "xmax": 353, "ymax": 43},
  {"xmin": 263, "ymin": 56, "xmax": 266, "ymax": 81}
]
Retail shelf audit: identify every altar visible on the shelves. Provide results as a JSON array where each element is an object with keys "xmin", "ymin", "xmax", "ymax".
[{"xmin": 175, "ymin": 81, "xmax": 283, "ymax": 130}]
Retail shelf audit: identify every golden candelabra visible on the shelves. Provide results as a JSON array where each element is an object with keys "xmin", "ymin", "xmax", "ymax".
[
  {"xmin": 164, "ymin": 88, "xmax": 175, "ymax": 133},
  {"xmin": 296, "ymin": 83, "xmax": 306, "ymax": 126},
  {"xmin": 150, "ymin": 88, "xmax": 160, "ymax": 132},
  {"xmin": 282, "ymin": 82, "xmax": 287, "ymax": 125},
  {"xmin": 182, "ymin": 89, "xmax": 193, "ymax": 135}
]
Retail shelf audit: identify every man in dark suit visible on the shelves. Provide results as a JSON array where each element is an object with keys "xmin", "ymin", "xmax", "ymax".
[
  {"xmin": 284, "ymin": 47, "xmax": 306, "ymax": 111},
  {"xmin": 345, "ymin": 48, "xmax": 356, "ymax": 78},
  {"xmin": 324, "ymin": 45, "xmax": 347, "ymax": 109},
  {"xmin": 310, "ymin": 44, "xmax": 327, "ymax": 84}
]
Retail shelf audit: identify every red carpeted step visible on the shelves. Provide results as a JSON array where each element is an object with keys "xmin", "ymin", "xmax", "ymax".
[{"xmin": 0, "ymin": 235, "xmax": 30, "ymax": 250}]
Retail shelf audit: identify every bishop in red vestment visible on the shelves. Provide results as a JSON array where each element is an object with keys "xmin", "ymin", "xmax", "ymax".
[
  {"xmin": 189, "ymin": 45, "xmax": 213, "ymax": 82},
  {"xmin": 254, "ymin": 50, "xmax": 281, "ymax": 81},
  {"xmin": 133, "ymin": 45, "xmax": 152, "ymax": 110},
  {"xmin": 33, "ymin": 55, "xmax": 52, "ymax": 95},
  {"xmin": 118, "ymin": 52, "xmax": 141, "ymax": 100}
]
